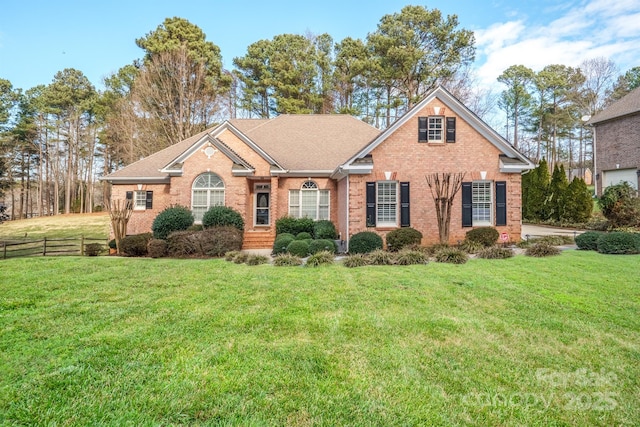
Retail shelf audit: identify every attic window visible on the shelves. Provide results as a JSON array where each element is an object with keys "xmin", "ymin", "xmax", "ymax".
[
  {"xmin": 419, "ymin": 116, "xmax": 456, "ymax": 143},
  {"xmin": 428, "ymin": 117, "xmax": 444, "ymax": 142}
]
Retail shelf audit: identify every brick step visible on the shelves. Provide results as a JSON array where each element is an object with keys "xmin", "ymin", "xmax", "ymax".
[{"xmin": 242, "ymin": 232, "xmax": 275, "ymax": 250}]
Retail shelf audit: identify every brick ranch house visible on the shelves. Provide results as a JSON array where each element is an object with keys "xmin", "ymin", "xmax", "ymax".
[
  {"xmin": 586, "ymin": 85, "xmax": 640, "ymax": 196},
  {"xmin": 103, "ymin": 86, "xmax": 534, "ymax": 249}
]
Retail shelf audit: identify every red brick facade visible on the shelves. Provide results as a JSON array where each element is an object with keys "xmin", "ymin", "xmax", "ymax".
[{"xmin": 594, "ymin": 113, "xmax": 640, "ymax": 195}]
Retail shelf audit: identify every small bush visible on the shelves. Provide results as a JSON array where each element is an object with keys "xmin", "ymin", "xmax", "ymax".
[
  {"xmin": 306, "ymin": 251, "xmax": 334, "ymax": 267},
  {"xmin": 152, "ymin": 205, "xmax": 194, "ymax": 240},
  {"xmin": 395, "ymin": 249, "xmax": 429, "ymax": 265},
  {"xmin": 120, "ymin": 233, "xmax": 152, "ymax": 257},
  {"xmin": 476, "ymin": 246, "xmax": 514, "ymax": 259},
  {"xmin": 385, "ymin": 227, "xmax": 423, "ymax": 251},
  {"xmin": 575, "ymin": 231, "xmax": 603, "ymax": 251},
  {"xmin": 166, "ymin": 231, "xmax": 200, "ymax": 257},
  {"xmin": 309, "ymin": 239, "xmax": 337, "ymax": 254},
  {"xmin": 459, "ymin": 239, "xmax": 485, "ymax": 254},
  {"xmin": 287, "ymin": 240, "xmax": 310, "ymax": 257},
  {"xmin": 367, "ymin": 249, "xmax": 395, "ymax": 265},
  {"xmin": 276, "ymin": 216, "xmax": 315, "ymax": 236},
  {"xmin": 224, "ymin": 250, "xmax": 242, "ymax": 261},
  {"xmin": 84, "ymin": 243, "xmax": 103, "ymax": 256},
  {"xmin": 246, "ymin": 254, "xmax": 269, "ymax": 265},
  {"xmin": 276, "ymin": 232, "xmax": 296, "ymax": 241},
  {"xmin": 295, "ymin": 232, "xmax": 313, "ymax": 240},
  {"xmin": 599, "ymin": 182, "xmax": 640, "ymax": 228},
  {"xmin": 147, "ymin": 239, "xmax": 167, "ymax": 258},
  {"xmin": 108, "ymin": 239, "xmax": 117, "ymax": 249},
  {"xmin": 273, "ymin": 235, "xmax": 295, "ymax": 255},
  {"xmin": 349, "ymin": 231, "xmax": 383, "ymax": 254},
  {"xmin": 343, "ymin": 253, "xmax": 370, "ymax": 268},
  {"xmin": 434, "ymin": 247, "xmax": 468, "ymax": 264},
  {"xmin": 525, "ymin": 243, "xmax": 561, "ymax": 257},
  {"xmin": 273, "ymin": 253, "xmax": 303, "ymax": 267},
  {"xmin": 233, "ymin": 252, "xmax": 249, "ymax": 264},
  {"xmin": 465, "ymin": 227, "xmax": 499, "ymax": 247},
  {"xmin": 596, "ymin": 232, "xmax": 640, "ymax": 255},
  {"xmin": 423, "ymin": 243, "xmax": 450, "ymax": 256},
  {"xmin": 200, "ymin": 226, "xmax": 244, "ymax": 257},
  {"xmin": 202, "ymin": 206, "xmax": 245, "ymax": 231},
  {"xmin": 538, "ymin": 235, "xmax": 573, "ymax": 246},
  {"xmin": 314, "ymin": 220, "xmax": 338, "ymax": 240}
]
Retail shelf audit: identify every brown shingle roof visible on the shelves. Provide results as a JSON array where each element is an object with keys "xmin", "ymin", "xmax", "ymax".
[
  {"xmin": 587, "ymin": 86, "xmax": 640, "ymax": 125},
  {"xmin": 229, "ymin": 115, "xmax": 380, "ymax": 171}
]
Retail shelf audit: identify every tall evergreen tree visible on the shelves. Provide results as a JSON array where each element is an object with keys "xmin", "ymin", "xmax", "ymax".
[
  {"xmin": 548, "ymin": 164, "xmax": 569, "ymax": 221},
  {"xmin": 564, "ymin": 177, "xmax": 593, "ymax": 223},
  {"xmin": 497, "ymin": 65, "xmax": 534, "ymax": 148}
]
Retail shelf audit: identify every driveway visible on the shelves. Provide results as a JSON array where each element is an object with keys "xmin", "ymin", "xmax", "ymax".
[{"xmin": 521, "ymin": 224, "xmax": 584, "ymax": 239}]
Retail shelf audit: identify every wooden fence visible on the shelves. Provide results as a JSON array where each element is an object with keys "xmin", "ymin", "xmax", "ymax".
[{"xmin": 0, "ymin": 236, "xmax": 108, "ymax": 259}]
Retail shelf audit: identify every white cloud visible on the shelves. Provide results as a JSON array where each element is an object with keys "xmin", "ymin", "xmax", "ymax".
[{"xmin": 474, "ymin": 0, "xmax": 640, "ymax": 89}]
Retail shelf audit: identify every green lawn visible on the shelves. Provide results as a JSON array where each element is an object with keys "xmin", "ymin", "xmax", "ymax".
[
  {"xmin": 0, "ymin": 213, "xmax": 110, "ymax": 240},
  {"xmin": 1, "ymin": 251, "xmax": 638, "ymax": 426}
]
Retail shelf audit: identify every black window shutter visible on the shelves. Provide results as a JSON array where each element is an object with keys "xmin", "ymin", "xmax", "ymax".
[
  {"xmin": 366, "ymin": 182, "xmax": 376, "ymax": 227},
  {"xmin": 461, "ymin": 182, "xmax": 473, "ymax": 227},
  {"xmin": 145, "ymin": 191, "xmax": 153, "ymax": 209},
  {"xmin": 400, "ymin": 182, "xmax": 410, "ymax": 227},
  {"xmin": 495, "ymin": 181, "xmax": 507, "ymax": 226},
  {"xmin": 125, "ymin": 191, "xmax": 133, "ymax": 200},
  {"xmin": 446, "ymin": 117, "xmax": 456, "ymax": 143},
  {"xmin": 418, "ymin": 117, "xmax": 427, "ymax": 142}
]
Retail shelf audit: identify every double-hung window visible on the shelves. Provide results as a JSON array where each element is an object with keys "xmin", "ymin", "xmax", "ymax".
[
  {"xmin": 376, "ymin": 181, "xmax": 398, "ymax": 227},
  {"xmin": 462, "ymin": 181, "xmax": 506, "ymax": 227},
  {"xmin": 192, "ymin": 172, "xmax": 225, "ymax": 223},
  {"xmin": 428, "ymin": 117, "xmax": 444, "ymax": 142},
  {"xmin": 472, "ymin": 181, "xmax": 492, "ymax": 225},
  {"xmin": 126, "ymin": 190, "xmax": 153, "ymax": 210},
  {"xmin": 289, "ymin": 181, "xmax": 330, "ymax": 220}
]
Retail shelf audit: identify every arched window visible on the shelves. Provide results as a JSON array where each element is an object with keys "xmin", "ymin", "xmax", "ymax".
[
  {"xmin": 288, "ymin": 180, "xmax": 330, "ymax": 220},
  {"xmin": 192, "ymin": 172, "xmax": 225, "ymax": 222}
]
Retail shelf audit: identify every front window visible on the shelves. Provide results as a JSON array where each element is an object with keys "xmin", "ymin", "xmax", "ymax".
[
  {"xmin": 428, "ymin": 117, "xmax": 444, "ymax": 142},
  {"xmin": 377, "ymin": 181, "xmax": 397, "ymax": 226},
  {"xmin": 289, "ymin": 181, "xmax": 330, "ymax": 220},
  {"xmin": 134, "ymin": 191, "xmax": 147, "ymax": 210},
  {"xmin": 472, "ymin": 181, "xmax": 492, "ymax": 225},
  {"xmin": 192, "ymin": 172, "xmax": 225, "ymax": 222}
]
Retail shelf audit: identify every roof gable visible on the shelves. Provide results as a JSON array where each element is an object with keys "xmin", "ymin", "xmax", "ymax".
[
  {"xmin": 587, "ymin": 86, "xmax": 640, "ymax": 125},
  {"xmin": 341, "ymin": 85, "xmax": 533, "ymax": 172}
]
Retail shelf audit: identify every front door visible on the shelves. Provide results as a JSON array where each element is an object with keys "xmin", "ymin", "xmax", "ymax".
[{"xmin": 254, "ymin": 184, "xmax": 270, "ymax": 226}]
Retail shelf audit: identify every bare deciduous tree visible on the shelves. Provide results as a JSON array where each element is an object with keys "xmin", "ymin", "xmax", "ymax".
[{"xmin": 426, "ymin": 172, "xmax": 466, "ymax": 243}]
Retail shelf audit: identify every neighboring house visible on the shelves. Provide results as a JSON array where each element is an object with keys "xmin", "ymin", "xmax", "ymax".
[
  {"xmin": 566, "ymin": 168, "xmax": 592, "ymax": 185},
  {"xmin": 587, "ymin": 86, "xmax": 640, "ymax": 196},
  {"xmin": 102, "ymin": 86, "xmax": 534, "ymax": 249}
]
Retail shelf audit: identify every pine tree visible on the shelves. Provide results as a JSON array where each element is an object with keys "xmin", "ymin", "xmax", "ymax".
[
  {"xmin": 564, "ymin": 178, "xmax": 593, "ymax": 223},
  {"xmin": 549, "ymin": 164, "xmax": 569, "ymax": 221},
  {"xmin": 523, "ymin": 158, "xmax": 551, "ymax": 221}
]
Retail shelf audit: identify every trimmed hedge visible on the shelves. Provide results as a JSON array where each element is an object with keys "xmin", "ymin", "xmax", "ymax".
[
  {"xmin": 295, "ymin": 232, "xmax": 313, "ymax": 240},
  {"xmin": 120, "ymin": 233, "xmax": 152, "ymax": 257},
  {"xmin": 385, "ymin": 227, "xmax": 423, "ymax": 251},
  {"xmin": 349, "ymin": 231, "xmax": 383, "ymax": 254},
  {"xmin": 147, "ymin": 238, "xmax": 167, "ymax": 258},
  {"xmin": 596, "ymin": 232, "xmax": 640, "ymax": 255},
  {"xmin": 314, "ymin": 220, "xmax": 338, "ymax": 240},
  {"xmin": 165, "ymin": 227, "xmax": 243, "ymax": 258},
  {"xmin": 276, "ymin": 216, "xmax": 315, "ymax": 236},
  {"xmin": 273, "ymin": 235, "xmax": 295, "ymax": 255},
  {"xmin": 309, "ymin": 239, "xmax": 337, "ymax": 254},
  {"xmin": 287, "ymin": 240, "xmax": 310, "ymax": 257},
  {"xmin": 575, "ymin": 231, "xmax": 604, "ymax": 251},
  {"xmin": 465, "ymin": 227, "xmax": 499, "ymax": 247},
  {"xmin": 152, "ymin": 206, "xmax": 194, "ymax": 240},
  {"xmin": 202, "ymin": 206, "xmax": 244, "ymax": 231}
]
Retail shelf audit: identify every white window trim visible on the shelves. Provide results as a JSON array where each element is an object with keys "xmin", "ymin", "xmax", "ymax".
[
  {"xmin": 472, "ymin": 180, "xmax": 493, "ymax": 226},
  {"xmin": 288, "ymin": 181, "xmax": 330, "ymax": 221},
  {"xmin": 428, "ymin": 116, "xmax": 444, "ymax": 143},
  {"xmin": 191, "ymin": 173, "xmax": 225, "ymax": 224},
  {"xmin": 134, "ymin": 191, "xmax": 147, "ymax": 211},
  {"xmin": 376, "ymin": 181, "xmax": 398, "ymax": 227}
]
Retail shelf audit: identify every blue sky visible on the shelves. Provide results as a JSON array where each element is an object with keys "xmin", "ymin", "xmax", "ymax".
[{"xmin": 1, "ymin": 0, "xmax": 639, "ymax": 92}]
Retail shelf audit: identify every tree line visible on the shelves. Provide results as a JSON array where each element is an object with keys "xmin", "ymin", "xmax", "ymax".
[{"xmin": 0, "ymin": 5, "xmax": 638, "ymax": 219}]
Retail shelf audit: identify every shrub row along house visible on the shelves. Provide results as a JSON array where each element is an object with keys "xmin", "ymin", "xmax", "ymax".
[{"xmin": 103, "ymin": 86, "xmax": 534, "ymax": 249}]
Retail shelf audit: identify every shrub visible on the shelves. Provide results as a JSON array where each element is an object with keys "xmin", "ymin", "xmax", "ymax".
[
  {"xmin": 295, "ymin": 232, "xmax": 313, "ymax": 240},
  {"xmin": 120, "ymin": 233, "xmax": 152, "ymax": 257},
  {"xmin": 152, "ymin": 205, "xmax": 194, "ymax": 240},
  {"xmin": 385, "ymin": 227, "xmax": 423, "ymax": 251},
  {"xmin": 343, "ymin": 253, "xmax": 370, "ymax": 268},
  {"xmin": 166, "ymin": 231, "xmax": 200, "ymax": 257},
  {"xmin": 599, "ymin": 182, "xmax": 640, "ymax": 228},
  {"xmin": 314, "ymin": 220, "xmax": 338, "ymax": 240},
  {"xmin": 367, "ymin": 249, "xmax": 395, "ymax": 265},
  {"xmin": 596, "ymin": 232, "xmax": 640, "ymax": 255},
  {"xmin": 273, "ymin": 253, "xmax": 303, "ymax": 267},
  {"xmin": 395, "ymin": 249, "xmax": 429, "ymax": 265},
  {"xmin": 276, "ymin": 216, "xmax": 315, "ymax": 236},
  {"xmin": 147, "ymin": 239, "xmax": 167, "ymax": 258},
  {"xmin": 423, "ymin": 243, "xmax": 450, "ymax": 256},
  {"xmin": 309, "ymin": 239, "xmax": 337, "ymax": 254},
  {"xmin": 273, "ymin": 235, "xmax": 295, "ymax": 255},
  {"xmin": 465, "ymin": 227, "xmax": 499, "ymax": 247},
  {"xmin": 575, "ymin": 231, "xmax": 603, "ymax": 251},
  {"xmin": 276, "ymin": 232, "xmax": 295, "ymax": 241},
  {"xmin": 224, "ymin": 250, "xmax": 242, "ymax": 261},
  {"xmin": 525, "ymin": 243, "xmax": 561, "ymax": 257},
  {"xmin": 476, "ymin": 246, "xmax": 514, "ymax": 259},
  {"xmin": 246, "ymin": 254, "xmax": 269, "ymax": 265},
  {"xmin": 306, "ymin": 251, "xmax": 334, "ymax": 267},
  {"xmin": 287, "ymin": 240, "xmax": 310, "ymax": 257},
  {"xmin": 108, "ymin": 239, "xmax": 117, "ymax": 249},
  {"xmin": 199, "ymin": 226, "xmax": 244, "ymax": 257},
  {"xmin": 538, "ymin": 235, "xmax": 572, "ymax": 246},
  {"xmin": 233, "ymin": 252, "xmax": 249, "ymax": 264},
  {"xmin": 349, "ymin": 231, "xmax": 383, "ymax": 254},
  {"xmin": 434, "ymin": 247, "xmax": 468, "ymax": 264},
  {"xmin": 84, "ymin": 243, "xmax": 103, "ymax": 256},
  {"xmin": 202, "ymin": 205, "xmax": 245, "ymax": 231},
  {"xmin": 459, "ymin": 239, "xmax": 484, "ymax": 254}
]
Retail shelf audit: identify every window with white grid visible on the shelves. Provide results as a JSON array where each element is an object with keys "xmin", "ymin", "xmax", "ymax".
[
  {"xmin": 428, "ymin": 117, "xmax": 443, "ymax": 142},
  {"xmin": 134, "ymin": 191, "xmax": 147, "ymax": 210},
  {"xmin": 288, "ymin": 181, "xmax": 330, "ymax": 220},
  {"xmin": 191, "ymin": 172, "xmax": 225, "ymax": 222},
  {"xmin": 377, "ymin": 181, "xmax": 397, "ymax": 226},
  {"xmin": 472, "ymin": 181, "xmax": 492, "ymax": 225}
]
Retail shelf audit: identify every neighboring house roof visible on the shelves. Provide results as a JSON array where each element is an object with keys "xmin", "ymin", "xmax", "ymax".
[
  {"xmin": 339, "ymin": 85, "xmax": 534, "ymax": 174},
  {"xmin": 587, "ymin": 86, "xmax": 640, "ymax": 125}
]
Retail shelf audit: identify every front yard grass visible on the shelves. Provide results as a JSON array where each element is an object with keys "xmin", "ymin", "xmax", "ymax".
[{"xmin": 1, "ymin": 251, "xmax": 638, "ymax": 425}]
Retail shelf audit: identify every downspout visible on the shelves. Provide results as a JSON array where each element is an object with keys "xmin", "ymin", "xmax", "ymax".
[
  {"xmin": 592, "ymin": 126, "xmax": 598, "ymax": 197},
  {"xmin": 345, "ymin": 174, "xmax": 350, "ymax": 252}
]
